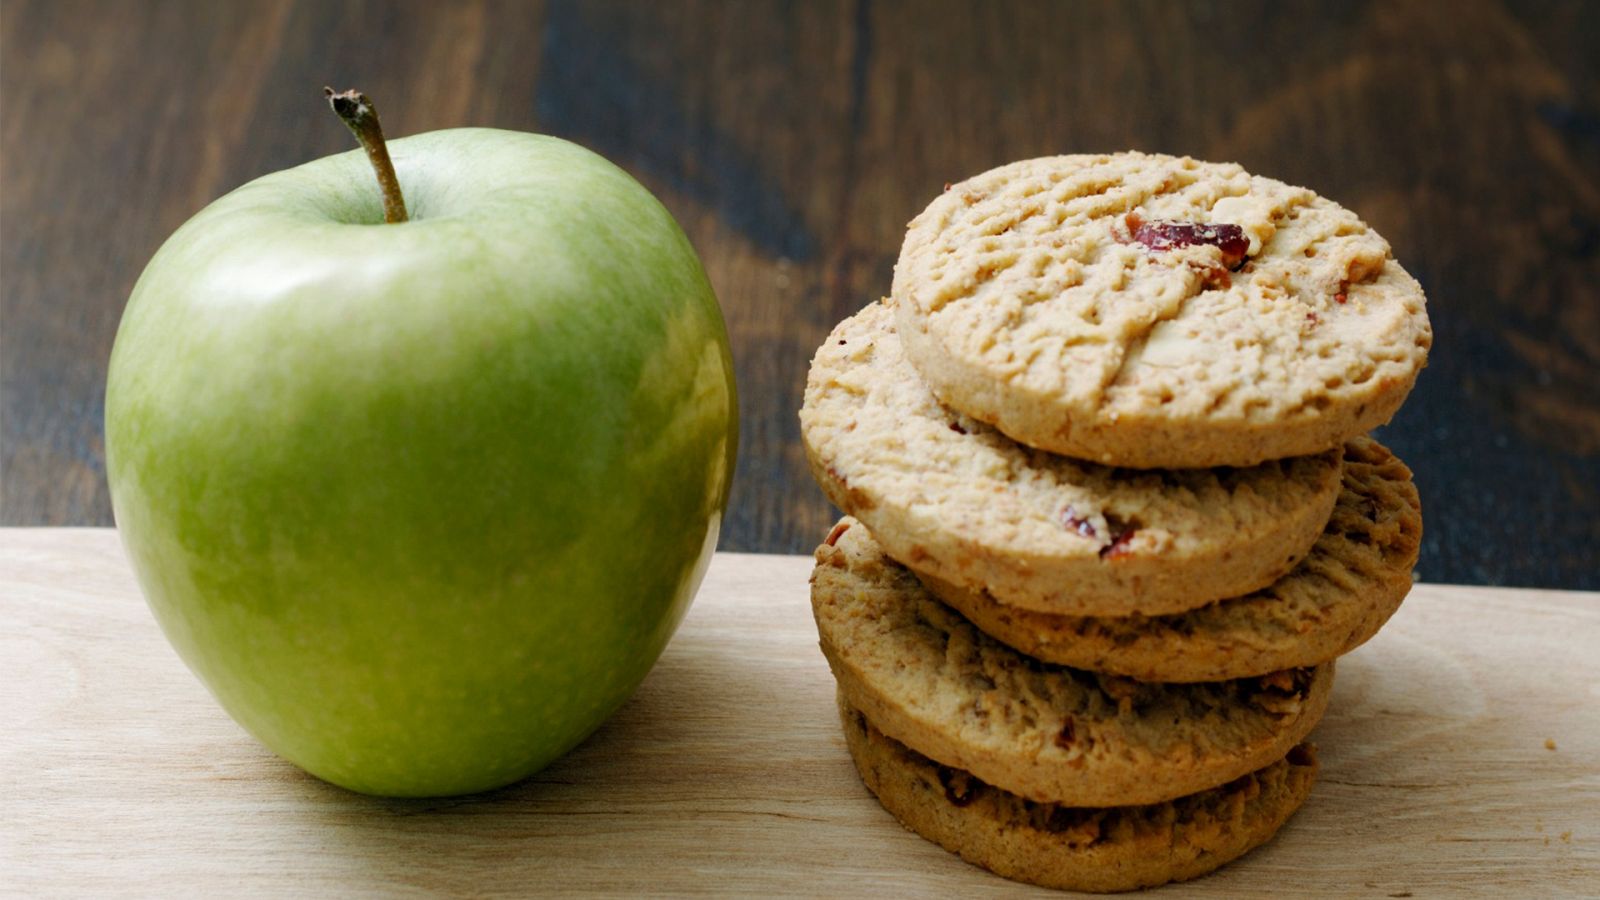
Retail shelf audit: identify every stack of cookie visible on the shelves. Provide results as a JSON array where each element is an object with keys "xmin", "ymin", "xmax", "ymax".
[{"xmin": 799, "ymin": 153, "xmax": 1430, "ymax": 892}]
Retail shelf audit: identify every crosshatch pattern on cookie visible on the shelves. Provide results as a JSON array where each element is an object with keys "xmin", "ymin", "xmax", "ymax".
[{"xmin": 892, "ymin": 153, "xmax": 1432, "ymax": 467}]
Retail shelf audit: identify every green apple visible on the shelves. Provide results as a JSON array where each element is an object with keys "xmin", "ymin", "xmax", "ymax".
[{"xmin": 105, "ymin": 113, "xmax": 737, "ymax": 796}]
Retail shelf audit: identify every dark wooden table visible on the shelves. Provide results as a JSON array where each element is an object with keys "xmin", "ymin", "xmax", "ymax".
[{"xmin": 3, "ymin": 0, "xmax": 1596, "ymax": 588}]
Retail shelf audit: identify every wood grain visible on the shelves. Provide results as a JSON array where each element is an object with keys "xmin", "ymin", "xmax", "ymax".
[
  {"xmin": 1, "ymin": 1, "xmax": 1597, "ymax": 588},
  {"xmin": 2, "ymin": 529, "xmax": 1596, "ymax": 896}
]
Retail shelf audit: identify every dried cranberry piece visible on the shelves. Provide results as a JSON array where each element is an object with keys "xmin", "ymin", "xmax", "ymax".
[
  {"xmin": 1061, "ymin": 506, "xmax": 1098, "ymax": 539},
  {"xmin": 1131, "ymin": 219, "xmax": 1249, "ymax": 269},
  {"xmin": 1099, "ymin": 528, "xmax": 1137, "ymax": 559}
]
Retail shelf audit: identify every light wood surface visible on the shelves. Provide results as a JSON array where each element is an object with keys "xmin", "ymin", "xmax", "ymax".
[{"xmin": 2, "ymin": 529, "xmax": 1596, "ymax": 897}]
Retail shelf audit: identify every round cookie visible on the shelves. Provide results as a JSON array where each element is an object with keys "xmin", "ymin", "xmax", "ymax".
[
  {"xmin": 800, "ymin": 301, "xmax": 1343, "ymax": 617},
  {"xmin": 810, "ymin": 520, "xmax": 1334, "ymax": 806},
  {"xmin": 839, "ymin": 693, "xmax": 1319, "ymax": 893},
  {"xmin": 892, "ymin": 152, "xmax": 1432, "ymax": 468},
  {"xmin": 905, "ymin": 435, "xmax": 1422, "ymax": 681}
]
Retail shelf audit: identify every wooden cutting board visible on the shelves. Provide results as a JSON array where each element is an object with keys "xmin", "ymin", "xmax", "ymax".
[{"xmin": 3, "ymin": 529, "xmax": 1596, "ymax": 897}]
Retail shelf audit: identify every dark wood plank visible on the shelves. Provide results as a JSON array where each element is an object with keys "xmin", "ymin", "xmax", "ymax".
[{"xmin": 2, "ymin": 0, "xmax": 1596, "ymax": 587}]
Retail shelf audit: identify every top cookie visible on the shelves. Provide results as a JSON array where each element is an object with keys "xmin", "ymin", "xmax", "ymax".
[{"xmin": 892, "ymin": 152, "xmax": 1432, "ymax": 468}]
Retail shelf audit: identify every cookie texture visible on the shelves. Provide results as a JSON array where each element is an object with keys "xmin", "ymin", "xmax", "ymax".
[
  {"xmin": 892, "ymin": 152, "xmax": 1432, "ymax": 468},
  {"xmin": 839, "ymin": 694, "xmax": 1318, "ymax": 893},
  {"xmin": 908, "ymin": 436, "xmax": 1421, "ymax": 681},
  {"xmin": 800, "ymin": 301, "xmax": 1343, "ymax": 617},
  {"xmin": 810, "ymin": 522, "xmax": 1333, "ymax": 806}
]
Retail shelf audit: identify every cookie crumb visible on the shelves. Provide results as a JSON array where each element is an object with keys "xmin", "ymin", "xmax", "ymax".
[{"xmin": 1544, "ymin": 738, "xmax": 1557, "ymax": 751}]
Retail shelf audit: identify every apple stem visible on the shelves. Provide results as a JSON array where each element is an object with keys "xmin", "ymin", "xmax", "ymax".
[{"xmin": 324, "ymin": 87, "xmax": 408, "ymax": 224}]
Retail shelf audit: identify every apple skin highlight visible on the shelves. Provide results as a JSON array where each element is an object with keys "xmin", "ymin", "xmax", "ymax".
[{"xmin": 105, "ymin": 128, "xmax": 738, "ymax": 797}]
